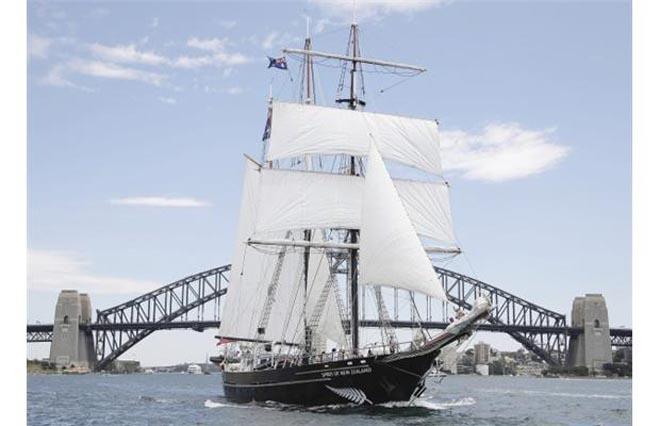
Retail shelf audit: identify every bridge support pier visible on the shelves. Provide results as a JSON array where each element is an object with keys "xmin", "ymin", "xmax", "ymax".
[
  {"xmin": 566, "ymin": 294, "xmax": 612, "ymax": 372},
  {"xmin": 49, "ymin": 290, "xmax": 96, "ymax": 370}
]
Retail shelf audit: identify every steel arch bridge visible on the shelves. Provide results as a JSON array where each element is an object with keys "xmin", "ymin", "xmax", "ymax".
[
  {"xmin": 434, "ymin": 266, "xmax": 568, "ymax": 365},
  {"xmin": 93, "ymin": 265, "xmax": 230, "ymax": 370},
  {"xmin": 27, "ymin": 264, "xmax": 630, "ymax": 369}
]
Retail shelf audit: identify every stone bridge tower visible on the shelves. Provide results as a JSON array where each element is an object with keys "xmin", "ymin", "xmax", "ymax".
[
  {"xmin": 567, "ymin": 294, "xmax": 613, "ymax": 372},
  {"xmin": 49, "ymin": 290, "xmax": 96, "ymax": 370}
]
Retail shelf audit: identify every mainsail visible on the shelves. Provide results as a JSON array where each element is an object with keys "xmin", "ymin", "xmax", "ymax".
[{"xmin": 267, "ymin": 102, "xmax": 444, "ymax": 175}]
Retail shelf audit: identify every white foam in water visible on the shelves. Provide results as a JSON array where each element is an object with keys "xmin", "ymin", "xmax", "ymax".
[
  {"xmin": 204, "ymin": 397, "xmax": 477, "ymax": 412},
  {"xmin": 377, "ymin": 397, "xmax": 476, "ymax": 410},
  {"xmin": 435, "ymin": 397, "xmax": 476, "ymax": 408},
  {"xmin": 204, "ymin": 399, "xmax": 250, "ymax": 409}
]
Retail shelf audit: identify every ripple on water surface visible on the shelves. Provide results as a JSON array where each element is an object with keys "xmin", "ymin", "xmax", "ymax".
[{"xmin": 27, "ymin": 374, "xmax": 631, "ymax": 426}]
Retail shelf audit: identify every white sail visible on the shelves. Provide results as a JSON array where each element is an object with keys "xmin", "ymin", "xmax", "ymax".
[
  {"xmin": 255, "ymin": 167, "xmax": 456, "ymax": 246},
  {"xmin": 393, "ymin": 179, "xmax": 455, "ymax": 245},
  {"xmin": 256, "ymin": 167, "xmax": 362, "ymax": 234},
  {"xmin": 219, "ymin": 159, "xmax": 263, "ymax": 339},
  {"xmin": 267, "ymin": 102, "xmax": 444, "ymax": 175},
  {"xmin": 219, "ymin": 161, "xmax": 305, "ymax": 342},
  {"xmin": 261, "ymin": 234, "xmax": 305, "ymax": 343},
  {"xmin": 305, "ymin": 233, "xmax": 348, "ymax": 351},
  {"xmin": 359, "ymin": 144, "xmax": 448, "ymax": 301}
]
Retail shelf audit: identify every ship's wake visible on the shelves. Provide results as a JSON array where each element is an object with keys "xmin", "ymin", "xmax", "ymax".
[
  {"xmin": 204, "ymin": 396, "xmax": 476, "ymax": 413},
  {"xmin": 375, "ymin": 397, "xmax": 476, "ymax": 411}
]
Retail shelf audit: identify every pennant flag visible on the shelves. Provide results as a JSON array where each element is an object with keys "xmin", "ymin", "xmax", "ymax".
[{"xmin": 267, "ymin": 56, "xmax": 288, "ymax": 70}]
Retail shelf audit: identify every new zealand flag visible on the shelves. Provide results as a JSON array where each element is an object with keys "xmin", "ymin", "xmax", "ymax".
[{"xmin": 267, "ymin": 56, "xmax": 288, "ymax": 70}]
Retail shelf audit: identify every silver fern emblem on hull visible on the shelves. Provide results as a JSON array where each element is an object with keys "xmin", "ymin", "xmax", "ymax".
[{"xmin": 325, "ymin": 385, "xmax": 373, "ymax": 405}]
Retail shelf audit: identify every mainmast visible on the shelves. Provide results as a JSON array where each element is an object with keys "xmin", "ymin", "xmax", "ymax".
[
  {"xmin": 281, "ymin": 21, "xmax": 427, "ymax": 355},
  {"xmin": 302, "ymin": 18, "xmax": 316, "ymax": 105},
  {"xmin": 344, "ymin": 23, "xmax": 362, "ymax": 353},
  {"xmin": 301, "ymin": 21, "xmax": 315, "ymax": 356}
]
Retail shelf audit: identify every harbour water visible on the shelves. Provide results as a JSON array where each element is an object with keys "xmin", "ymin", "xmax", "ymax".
[{"xmin": 27, "ymin": 374, "xmax": 631, "ymax": 425}]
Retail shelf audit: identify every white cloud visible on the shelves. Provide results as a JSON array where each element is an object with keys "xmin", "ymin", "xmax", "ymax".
[
  {"xmin": 88, "ymin": 40, "xmax": 249, "ymax": 71},
  {"xmin": 261, "ymin": 31, "xmax": 279, "ymax": 49},
  {"xmin": 39, "ymin": 36, "xmax": 251, "ymax": 89},
  {"xmin": 172, "ymin": 37, "xmax": 250, "ymax": 68},
  {"xmin": 439, "ymin": 123, "xmax": 569, "ymax": 182},
  {"xmin": 41, "ymin": 59, "xmax": 166, "ymax": 88},
  {"xmin": 151, "ymin": 17, "xmax": 160, "ymax": 28},
  {"xmin": 68, "ymin": 59, "xmax": 166, "ymax": 86},
  {"xmin": 109, "ymin": 196, "xmax": 210, "ymax": 207},
  {"xmin": 260, "ymin": 31, "xmax": 300, "ymax": 51},
  {"xmin": 41, "ymin": 64, "xmax": 74, "ymax": 87},
  {"xmin": 40, "ymin": 64, "xmax": 93, "ymax": 92},
  {"xmin": 28, "ymin": 250, "xmax": 159, "ymax": 295},
  {"xmin": 214, "ymin": 51, "xmax": 251, "ymax": 66},
  {"xmin": 171, "ymin": 51, "xmax": 250, "ymax": 69},
  {"xmin": 28, "ymin": 34, "xmax": 53, "ymax": 59},
  {"xmin": 171, "ymin": 55, "xmax": 214, "ymax": 69},
  {"xmin": 311, "ymin": 0, "xmax": 451, "ymax": 21},
  {"xmin": 89, "ymin": 43, "xmax": 168, "ymax": 66},
  {"xmin": 187, "ymin": 37, "xmax": 229, "ymax": 52},
  {"xmin": 158, "ymin": 96, "xmax": 176, "ymax": 105}
]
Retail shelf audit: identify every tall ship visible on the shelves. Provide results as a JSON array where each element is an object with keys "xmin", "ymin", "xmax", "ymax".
[{"xmin": 212, "ymin": 21, "xmax": 491, "ymax": 406}]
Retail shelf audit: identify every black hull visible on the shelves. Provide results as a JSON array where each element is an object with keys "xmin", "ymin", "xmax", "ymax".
[
  {"xmin": 220, "ymin": 297, "xmax": 491, "ymax": 406},
  {"xmin": 222, "ymin": 345, "xmax": 443, "ymax": 406}
]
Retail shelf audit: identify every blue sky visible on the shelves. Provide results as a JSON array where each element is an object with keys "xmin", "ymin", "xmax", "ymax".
[{"xmin": 27, "ymin": 0, "xmax": 631, "ymax": 365}]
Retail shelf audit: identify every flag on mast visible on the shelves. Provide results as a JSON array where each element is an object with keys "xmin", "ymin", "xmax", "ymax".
[{"xmin": 267, "ymin": 56, "xmax": 288, "ymax": 70}]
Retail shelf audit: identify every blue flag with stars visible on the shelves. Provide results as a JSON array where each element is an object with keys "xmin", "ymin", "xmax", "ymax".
[{"xmin": 267, "ymin": 56, "xmax": 288, "ymax": 70}]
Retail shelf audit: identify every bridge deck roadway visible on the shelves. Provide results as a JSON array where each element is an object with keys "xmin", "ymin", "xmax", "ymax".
[{"xmin": 27, "ymin": 322, "xmax": 632, "ymax": 337}]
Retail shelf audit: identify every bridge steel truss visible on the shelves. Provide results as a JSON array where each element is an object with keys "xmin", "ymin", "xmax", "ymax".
[
  {"xmin": 610, "ymin": 328, "xmax": 632, "ymax": 347},
  {"xmin": 435, "ymin": 267, "xmax": 568, "ymax": 366},
  {"xmin": 27, "ymin": 264, "xmax": 633, "ymax": 368},
  {"xmin": 94, "ymin": 265, "xmax": 230, "ymax": 371},
  {"xmin": 26, "ymin": 324, "xmax": 54, "ymax": 343}
]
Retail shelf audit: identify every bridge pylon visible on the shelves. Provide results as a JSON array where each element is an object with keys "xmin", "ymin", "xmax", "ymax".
[
  {"xmin": 49, "ymin": 290, "xmax": 96, "ymax": 370},
  {"xmin": 566, "ymin": 294, "xmax": 613, "ymax": 372}
]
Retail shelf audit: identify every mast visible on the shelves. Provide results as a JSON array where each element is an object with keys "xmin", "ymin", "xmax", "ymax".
[
  {"xmin": 301, "ymin": 24, "xmax": 314, "ymax": 356},
  {"xmin": 346, "ymin": 23, "xmax": 361, "ymax": 353},
  {"xmin": 277, "ymin": 21, "xmax": 428, "ymax": 355}
]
